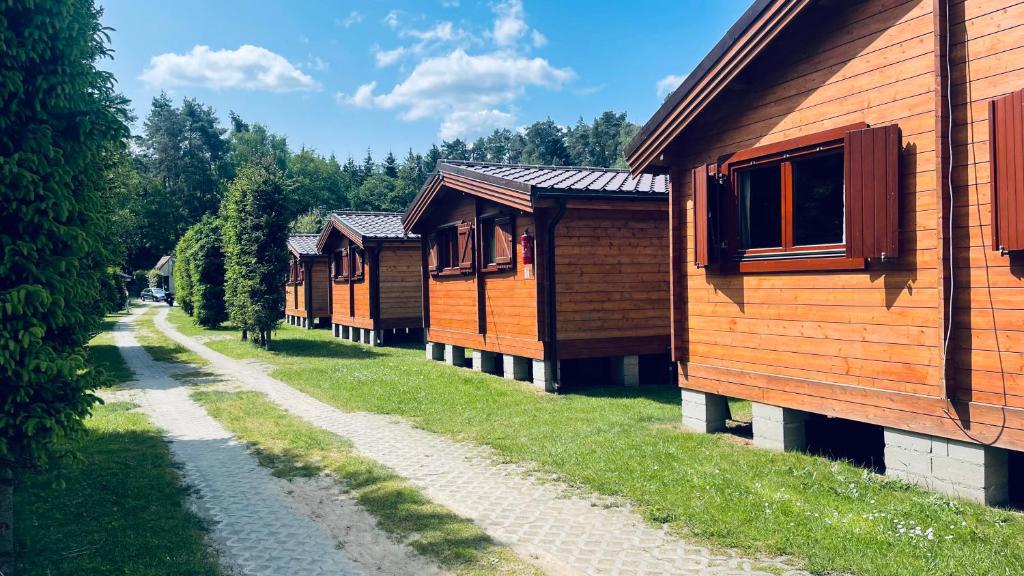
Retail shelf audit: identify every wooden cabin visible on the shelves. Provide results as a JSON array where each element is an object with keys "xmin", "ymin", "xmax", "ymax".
[
  {"xmin": 627, "ymin": 0, "xmax": 1023, "ymax": 504},
  {"xmin": 285, "ymin": 234, "xmax": 330, "ymax": 328},
  {"xmin": 403, "ymin": 161, "xmax": 670, "ymax": 392},
  {"xmin": 316, "ymin": 211, "xmax": 422, "ymax": 346}
]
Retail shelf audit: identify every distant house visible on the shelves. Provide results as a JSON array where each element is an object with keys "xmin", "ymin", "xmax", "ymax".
[
  {"xmin": 403, "ymin": 160, "xmax": 670, "ymax": 392},
  {"xmin": 154, "ymin": 255, "xmax": 175, "ymax": 292},
  {"xmin": 285, "ymin": 234, "xmax": 330, "ymax": 328},
  {"xmin": 626, "ymin": 0, "xmax": 1024, "ymax": 504},
  {"xmin": 316, "ymin": 211, "xmax": 422, "ymax": 346}
]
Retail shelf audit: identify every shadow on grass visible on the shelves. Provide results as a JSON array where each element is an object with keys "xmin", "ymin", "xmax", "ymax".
[
  {"xmin": 269, "ymin": 336, "xmax": 382, "ymax": 360},
  {"xmin": 569, "ymin": 385, "xmax": 682, "ymax": 407},
  {"xmin": 144, "ymin": 343, "xmax": 198, "ymax": 365}
]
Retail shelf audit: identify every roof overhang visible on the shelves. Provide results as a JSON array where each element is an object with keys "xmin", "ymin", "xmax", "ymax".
[
  {"xmin": 402, "ymin": 164, "xmax": 533, "ymax": 233},
  {"xmin": 626, "ymin": 0, "xmax": 811, "ymax": 174},
  {"xmin": 316, "ymin": 217, "xmax": 364, "ymax": 252}
]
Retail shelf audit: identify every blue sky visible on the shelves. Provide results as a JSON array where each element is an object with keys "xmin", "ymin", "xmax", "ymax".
[{"xmin": 98, "ymin": 0, "xmax": 750, "ymax": 161}]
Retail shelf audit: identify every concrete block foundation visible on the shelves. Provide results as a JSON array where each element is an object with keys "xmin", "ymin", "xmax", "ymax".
[
  {"xmin": 680, "ymin": 388, "xmax": 729, "ymax": 433},
  {"xmin": 425, "ymin": 342, "xmax": 444, "ymax": 361},
  {"xmin": 472, "ymin": 350, "xmax": 497, "ymax": 373},
  {"xmin": 444, "ymin": 344, "xmax": 465, "ymax": 366},
  {"xmin": 531, "ymin": 359, "xmax": 558, "ymax": 393},
  {"xmin": 362, "ymin": 329, "xmax": 377, "ymax": 346},
  {"xmin": 752, "ymin": 403, "xmax": 807, "ymax": 452},
  {"xmin": 611, "ymin": 355, "xmax": 640, "ymax": 387},
  {"xmin": 502, "ymin": 355, "xmax": 530, "ymax": 381},
  {"xmin": 350, "ymin": 327, "xmax": 361, "ymax": 343},
  {"xmin": 884, "ymin": 428, "xmax": 1009, "ymax": 505}
]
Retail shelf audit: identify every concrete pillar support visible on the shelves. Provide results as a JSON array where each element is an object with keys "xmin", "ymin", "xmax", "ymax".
[
  {"xmin": 473, "ymin": 350, "xmax": 497, "ymax": 373},
  {"xmin": 425, "ymin": 342, "xmax": 444, "ymax": 361},
  {"xmin": 681, "ymin": 388, "xmax": 729, "ymax": 434},
  {"xmin": 502, "ymin": 355, "xmax": 530, "ymax": 381},
  {"xmin": 444, "ymin": 344, "xmax": 465, "ymax": 367},
  {"xmin": 612, "ymin": 355, "xmax": 640, "ymax": 387},
  {"xmin": 531, "ymin": 359, "xmax": 558, "ymax": 393},
  {"xmin": 884, "ymin": 428, "xmax": 1009, "ymax": 505},
  {"xmin": 752, "ymin": 403, "xmax": 807, "ymax": 452}
]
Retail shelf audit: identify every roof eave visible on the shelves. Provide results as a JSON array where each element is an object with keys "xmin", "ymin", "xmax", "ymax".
[{"xmin": 625, "ymin": 0, "xmax": 811, "ymax": 175}]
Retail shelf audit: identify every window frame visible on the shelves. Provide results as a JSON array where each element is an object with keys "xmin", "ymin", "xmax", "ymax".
[
  {"xmin": 431, "ymin": 225, "xmax": 463, "ymax": 277},
  {"xmin": 718, "ymin": 123, "xmax": 868, "ymax": 273},
  {"xmin": 350, "ymin": 247, "xmax": 365, "ymax": 282},
  {"xmin": 478, "ymin": 212, "xmax": 515, "ymax": 274},
  {"xmin": 332, "ymin": 248, "xmax": 349, "ymax": 283}
]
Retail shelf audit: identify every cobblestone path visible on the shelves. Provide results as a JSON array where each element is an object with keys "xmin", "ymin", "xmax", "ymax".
[
  {"xmin": 156, "ymin": 308, "xmax": 809, "ymax": 576},
  {"xmin": 113, "ymin": 309, "xmax": 364, "ymax": 576}
]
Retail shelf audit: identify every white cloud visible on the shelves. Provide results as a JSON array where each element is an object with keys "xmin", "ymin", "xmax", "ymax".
[
  {"xmin": 656, "ymin": 73, "xmax": 685, "ymax": 98},
  {"xmin": 441, "ymin": 0, "xmax": 460, "ymax": 7},
  {"xmin": 304, "ymin": 55, "xmax": 329, "ymax": 72},
  {"xmin": 531, "ymin": 30, "xmax": 547, "ymax": 48},
  {"xmin": 402, "ymin": 21, "xmax": 467, "ymax": 43},
  {"xmin": 337, "ymin": 11, "xmax": 363, "ymax": 27},
  {"xmin": 492, "ymin": 0, "xmax": 528, "ymax": 46},
  {"xmin": 140, "ymin": 45, "xmax": 320, "ymax": 92},
  {"xmin": 383, "ymin": 10, "xmax": 400, "ymax": 29},
  {"xmin": 440, "ymin": 109, "xmax": 514, "ymax": 140},
  {"xmin": 344, "ymin": 49, "xmax": 573, "ymax": 139},
  {"xmin": 374, "ymin": 46, "xmax": 407, "ymax": 67}
]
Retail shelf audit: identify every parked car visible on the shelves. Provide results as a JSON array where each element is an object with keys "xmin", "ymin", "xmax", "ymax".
[{"xmin": 140, "ymin": 287, "xmax": 167, "ymax": 302}]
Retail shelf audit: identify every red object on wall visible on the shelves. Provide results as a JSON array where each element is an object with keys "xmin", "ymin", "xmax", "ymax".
[{"xmin": 520, "ymin": 231, "xmax": 534, "ymax": 265}]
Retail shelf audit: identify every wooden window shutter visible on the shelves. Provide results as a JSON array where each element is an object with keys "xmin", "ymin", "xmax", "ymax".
[
  {"xmin": 494, "ymin": 216, "xmax": 514, "ymax": 269},
  {"xmin": 428, "ymin": 236, "xmax": 440, "ymax": 275},
  {"xmin": 990, "ymin": 89, "xmax": 1024, "ymax": 253},
  {"xmin": 692, "ymin": 164, "xmax": 715, "ymax": 268},
  {"xmin": 844, "ymin": 125, "xmax": 901, "ymax": 260},
  {"xmin": 457, "ymin": 221, "xmax": 474, "ymax": 272},
  {"xmin": 353, "ymin": 249, "xmax": 364, "ymax": 280},
  {"xmin": 340, "ymin": 248, "xmax": 350, "ymax": 279}
]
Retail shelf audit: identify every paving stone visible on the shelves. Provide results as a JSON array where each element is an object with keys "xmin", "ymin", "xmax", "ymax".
[
  {"xmin": 156, "ymin": 308, "xmax": 810, "ymax": 576},
  {"xmin": 113, "ymin": 311, "xmax": 363, "ymax": 576}
]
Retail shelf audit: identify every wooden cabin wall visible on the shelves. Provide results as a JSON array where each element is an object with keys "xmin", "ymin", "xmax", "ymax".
[
  {"xmin": 310, "ymin": 258, "xmax": 330, "ymax": 318},
  {"xmin": 286, "ymin": 281, "xmax": 304, "ymax": 317},
  {"xmin": 553, "ymin": 206, "xmax": 670, "ymax": 358},
  {"xmin": 377, "ymin": 244, "xmax": 422, "ymax": 326},
  {"xmin": 424, "ymin": 194, "xmax": 543, "ymax": 358},
  {"xmin": 329, "ymin": 236, "xmax": 373, "ymax": 330},
  {"xmin": 666, "ymin": 0, "xmax": 1018, "ymax": 443},
  {"xmin": 949, "ymin": 0, "xmax": 1024, "ymax": 414}
]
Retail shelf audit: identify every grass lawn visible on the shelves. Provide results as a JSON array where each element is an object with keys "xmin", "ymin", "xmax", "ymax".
[
  {"xmin": 168, "ymin": 307, "xmax": 1024, "ymax": 576},
  {"xmin": 195, "ymin": 389, "xmax": 541, "ymax": 576},
  {"xmin": 14, "ymin": 400, "xmax": 224, "ymax": 575},
  {"xmin": 13, "ymin": 311, "xmax": 224, "ymax": 575}
]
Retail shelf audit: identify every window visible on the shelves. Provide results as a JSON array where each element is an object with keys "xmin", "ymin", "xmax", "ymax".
[
  {"xmin": 350, "ymin": 248, "xmax": 365, "ymax": 281},
  {"xmin": 735, "ymin": 149, "xmax": 845, "ymax": 254},
  {"xmin": 692, "ymin": 123, "xmax": 901, "ymax": 272},
  {"xmin": 332, "ymin": 248, "xmax": 348, "ymax": 281},
  {"xmin": 429, "ymin": 221, "xmax": 474, "ymax": 276},
  {"xmin": 479, "ymin": 215, "xmax": 514, "ymax": 272},
  {"xmin": 289, "ymin": 259, "xmax": 301, "ymax": 283}
]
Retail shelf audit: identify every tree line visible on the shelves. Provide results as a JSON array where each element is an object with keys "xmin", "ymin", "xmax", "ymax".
[{"xmin": 115, "ymin": 94, "xmax": 641, "ymax": 275}]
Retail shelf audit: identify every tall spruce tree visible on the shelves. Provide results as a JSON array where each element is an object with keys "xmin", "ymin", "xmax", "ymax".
[
  {"xmin": 222, "ymin": 161, "xmax": 289, "ymax": 347},
  {"xmin": 189, "ymin": 215, "xmax": 228, "ymax": 328},
  {"xmin": 0, "ymin": 1, "xmax": 129, "ymax": 572}
]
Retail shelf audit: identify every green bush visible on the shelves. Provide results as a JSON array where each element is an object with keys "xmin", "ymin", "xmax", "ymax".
[
  {"xmin": 222, "ymin": 161, "xmax": 289, "ymax": 347},
  {"xmin": 189, "ymin": 216, "xmax": 227, "ymax": 327},
  {"xmin": 0, "ymin": 0, "xmax": 130, "ymax": 571},
  {"xmin": 173, "ymin": 228, "xmax": 197, "ymax": 315}
]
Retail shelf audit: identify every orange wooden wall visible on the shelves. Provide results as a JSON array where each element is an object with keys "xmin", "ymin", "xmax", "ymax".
[
  {"xmin": 664, "ymin": 0, "xmax": 1024, "ymax": 451},
  {"xmin": 378, "ymin": 244, "xmax": 423, "ymax": 324}
]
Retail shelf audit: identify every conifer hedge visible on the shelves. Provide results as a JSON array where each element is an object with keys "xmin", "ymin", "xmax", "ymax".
[
  {"xmin": 222, "ymin": 161, "xmax": 288, "ymax": 347},
  {"xmin": 0, "ymin": 1, "xmax": 129, "ymax": 571}
]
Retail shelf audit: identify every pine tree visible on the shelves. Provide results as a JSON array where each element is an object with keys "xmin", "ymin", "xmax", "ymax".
[
  {"xmin": 222, "ymin": 161, "xmax": 289, "ymax": 347},
  {"xmin": 382, "ymin": 150, "xmax": 399, "ymax": 178},
  {"xmin": 0, "ymin": 1, "xmax": 129, "ymax": 571}
]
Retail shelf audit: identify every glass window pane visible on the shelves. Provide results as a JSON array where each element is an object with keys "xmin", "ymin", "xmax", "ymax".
[
  {"xmin": 739, "ymin": 165, "xmax": 782, "ymax": 249},
  {"xmin": 792, "ymin": 151, "xmax": 844, "ymax": 246}
]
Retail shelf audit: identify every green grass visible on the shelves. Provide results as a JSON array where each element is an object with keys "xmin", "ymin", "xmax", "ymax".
[
  {"xmin": 194, "ymin": 389, "xmax": 541, "ymax": 576},
  {"xmin": 87, "ymin": 312, "xmax": 134, "ymax": 388},
  {"xmin": 14, "ymin": 402, "xmax": 224, "ymax": 576},
  {"xmin": 168, "ymin": 307, "xmax": 1024, "ymax": 576},
  {"xmin": 135, "ymin": 308, "xmax": 205, "ymax": 366}
]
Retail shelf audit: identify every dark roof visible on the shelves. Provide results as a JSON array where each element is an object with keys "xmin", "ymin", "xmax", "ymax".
[
  {"xmin": 438, "ymin": 161, "xmax": 669, "ymax": 195},
  {"xmin": 287, "ymin": 234, "xmax": 321, "ymax": 256},
  {"xmin": 154, "ymin": 255, "xmax": 173, "ymax": 271},
  {"xmin": 626, "ymin": 0, "xmax": 804, "ymax": 170},
  {"xmin": 330, "ymin": 211, "xmax": 418, "ymax": 242}
]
